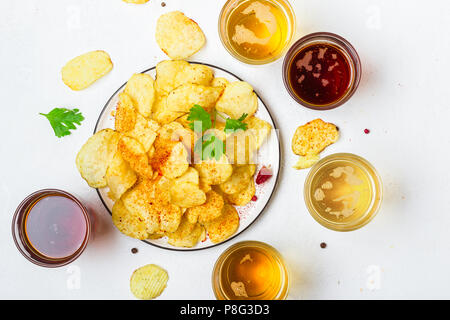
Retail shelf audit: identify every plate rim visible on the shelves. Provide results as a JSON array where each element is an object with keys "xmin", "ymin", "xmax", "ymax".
[{"xmin": 94, "ymin": 61, "xmax": 281, "ymax": 252}]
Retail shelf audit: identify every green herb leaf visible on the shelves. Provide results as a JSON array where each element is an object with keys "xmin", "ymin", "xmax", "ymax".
[
  {"xmin": 224, "ymin": 113, "xmax": 248, "ymax": 133},
  {"xmin": 194, "ymin": 132, "xmax": 225, "ymax": 161},
  {"xmin": 39, "ymin": 108, "xmax": 84, "ymax": 138},
  {"xmin": 187, "ymin": 104, "xmax": 212, "ymax": 132}
]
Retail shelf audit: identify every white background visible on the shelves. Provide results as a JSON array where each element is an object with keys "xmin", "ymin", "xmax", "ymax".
[{"xmin": 1, "ymin": 0, "xmax": 449, "ymax": 299}]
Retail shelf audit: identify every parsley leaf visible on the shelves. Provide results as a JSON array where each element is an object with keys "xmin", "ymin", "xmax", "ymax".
[
  {"xmin": 224, "ymin": 113, "xmax": 248, "ymax": 133},
  {"xmin": 187, "ymin": 104, "xmax": 212, "ymax": 132},
  {"xmin": 39, "ymin": 108, "xmax": 84, "ymax": 138},
  {"xmin": 194, "ymin": 132, "xmax": 225, "ymax": 161}
]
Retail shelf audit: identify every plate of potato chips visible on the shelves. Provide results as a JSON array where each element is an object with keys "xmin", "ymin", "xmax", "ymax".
[{"xmin": 76, "ymin": 60, "xmax": 280, "ymax": 250}]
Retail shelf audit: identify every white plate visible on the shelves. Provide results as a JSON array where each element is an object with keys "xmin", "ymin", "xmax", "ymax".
[{"xmin": 94, "ymin": 62, "xmax": 280, "ymax": 251}]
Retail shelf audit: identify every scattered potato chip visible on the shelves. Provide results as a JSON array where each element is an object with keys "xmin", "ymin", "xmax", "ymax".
[
  {"xmin": 115, "ymin": 93, "xmax": 137, "ymax": 132},
  {"xmin": 167, "ymin": 216, "xmax": 204, "ymax": 247},
  {"xmin": 174, "ymin": 64, "xmax": 214, "ymax": 88},
  {"xmin": 212, "ymin": 77, "xmax": 230, "ymax": 89},
  {"xmin": 173, "ymin": 167, "xmax": 199, "ymax": 185},
  {"xmin": 293, "ymin": 154, "xmax": 320, "ymax": 170},
  {"xmin": 130, "ymin": 264, "xmax": 168, "ymax": 300},
  {"xmin": 156, "ymin": 11, "xmax": 206, "ymax": 60},
  {"xmin": 219, "ymin": 165, "xmax": 253, "ymax": 194},
  {"xmin": 151, "ymin": 138, "xmax": 189, "ymax": 179},
  {"xmin": 124, "ymin": 73, "xmax": 155, "ymax": 118},
  {"xmin": 170, "ymin": 182, "xmax": 206, "ymax": 208},
  {"xmin": 155, "ymin": 60, "xmax": 189, "ymax": 95},
  {"xmin": 194, "ymin": 155, "xmax": 233, "ymax": 185},
  {"xmin": 291, "ymin": 118, "xmax": 339, "ymax": 156},
  {"xmin": 186, "ymin": 190, "xmax": 224, "ymax": 224},
  {"xmin": 112, "ymin": 199, "xmax": 149, "ymax": 240},
  {"xmin": 123, "ymin": 0, "xmax": 149, "ymax": 3},
  {"xmin": 225, "ymin": 179, "xmax": 256, "ymax": 206},
  {"xmin": 205, "ymin": 204, "xmax": 239, "ymax": 243},
  {"xmin": 216, "ymin": 81, "xmax": 258, "ymax": 119},
  {"xmin": 76, "ymin": 129, "xmax": 119, "ymax": 188},
  {"xmin": 106, "ymin": 152, "xmax": 137, "ymax": 200},
  {"xmin": 118, "ymin": 136, "xmax": 153, "ymax": 178},
  {"xmin": 62, "ymin": 50, "xmax": 113, "ymax": 90},
  {"xmin": 245, "ymin": 116, "xmax": 272, "ymax": 150}
]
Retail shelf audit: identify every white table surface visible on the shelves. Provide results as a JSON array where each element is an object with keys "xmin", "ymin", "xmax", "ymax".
[{"xmin": 1, "ymin": 0, "xmax": 449, "ymax": 300}]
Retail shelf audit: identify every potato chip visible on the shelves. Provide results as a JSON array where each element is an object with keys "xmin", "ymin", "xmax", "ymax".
[
  {"xmin": 151, "ymin": 138, "xmax": 189, "ymax": 179},
  {"xmin": 293, "ymin": 154, "xmax": 320, "ymax": 170},
  {"xmin": 76, "ymin": 129, "xmax": 119, "ymax": 188},
  {"xmin": 186, "ymin": 190, "xmax": 224, "ymax": 224},
  {"xmin": 225, "ymin": 179, "xmax": 256, "ymax": 206},
  {"xmin": 123, "ymin": 0, "xmax": 149, "ymax": 3},
  {"xmin": 174, "ymin": 64, "xmax": 214, "ymax": 88},
  {"xmin": 194, "ymin": 155, "xmax": 233, "ymax": 185},
  {"xmin": 61, "ymin": 50, "xmax": 113, "ymax": 90},
  {"xmin": 159, "ymin": 203, "xmax": 183, "ymax": 233},
  {"xmin": 124, "ymin": 73, "xmax": 155, "ymax": 118},
  {"xmin": 130, "ymin": 264, "xmax": 168, "ymax": 300},
  {"xmin": 170, "ymin": 182, "xmax": 206, "ymax": 208},
  {"xmin": 166, "ymin": 84, "xmax": 222, "ymax": 114},
  {"xmin": 106, "ymin": 152, "xmax": 137, "ymax": 201},
  {"xmin": 112, "ymin": 199, "xmax": 149, "ymax": 240},
  {"xmin": 115, "ymin": 93, "xmax": 137, "ymax": 133},
  {"xmin": 173, "ymin": 167, "xmax": 199, "ymax": 185},
  {"xmin": 205, "ymin": 204, "xmax": 239, "ymax": 243},
  {"xmin": 118, "ymin": 136, "xmax": 153, "ymax": 178},
  {"xmin": 167, "ymin": 216, "xmax": 204, "ymax": 248},
  {"xmin": 219, "ymin": 165, "xmax": 253, "ymax": 194},
  {"xmin": 126, "ymin": 114, "xmax": 159, "ymax": 152},
  {"xmin": 245, "ymin": 116, "xmax": 272, "ymax": 150},
  {"xmin": 155, "ymin": 60, "xmax": 189, "ymax": 95},
  {"xmin": 158, "ymin": 122, "xmax": 195, "ymax": 151},
  {"xmin": 291, "ymin": 118, "xmax": 339, "ymax": 156},
  {"xmin": 156, "ymin": 11, "xmax": 206, "ymax": 60},
  {"xmin": 216, "ymin": 81, "xmax": 258, "ymax": 119},
  {"xmin": 212, "ymin": 77, "xmax": 230, "ymax": 89},
  {"xmin": 225, "ymin": 129, "xmax": 257, "ymax": 165}
]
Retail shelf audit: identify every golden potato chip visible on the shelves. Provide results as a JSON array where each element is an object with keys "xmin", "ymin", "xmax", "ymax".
[
  {"xmin": 291, "ymin": 118, "xmax": 339, "ymax": 156},
  {"xmin": 156, "ymin": 11, "xmax": 206, "ymax": 60},
  {"xmin": 62, "ymin": 50, "xmax": 113, "ymax": 90},
  {"xmin": 199, "ymin": 176, "xmax": 212, "ymax": 193},
  {"xmin": 194, "ymin": 155, "xmax": 233, "ymax": 185},
  {"xmin": 225, "ymin": 179, "xmax": 256, "ymax": 206},
  {"xmin": 106, "ymin": 151, "xmax": 137, "ymax": 201},
  {"xmin": 123, "ymin": 0, "xmax": 149, "ymax": 3},
  {"xmin": 148, "ymin": 233, "xmax": 165, "ymax": 240},
  {"xmin": 152, "ymin": 92, "xmax": 167, "ymax": 115},
  {"xmin": 219, "ymin": 165, "xmax": 253, "ymax": 194},
  {"xmin": 245, "ymin": 116, "xmax": 272, "ymax": 150},
  {"xmin": 118, "ymin": 136, "xmax": 153, "ymax": 178},
  {"xmin": 216, "ymin": 81, "xmax": 258, "ymax": 119},
  {"xmin": 158, "ymin": 122, "xmax": 195, "ymax": 151},
  {"xmin": 124, "ymin": 73, "xmax": 155, "ymax": 118},
  {"xmin": 186, "ymin": 190, "xmax": 224, "ymax": 224},
  {"xmin": 155, "ymin": 60, "xmax": 189, "ymax": 95},
  {"xmin": 159, "ymin": 203, "xmax": 182, "ymax": 233},
  {"xmin": 293, "ymin": 154, "xmax": 320, "ymax": 170},
  {"xmin": 167, "ymin": 216, "xmax": 204, "ymax": 248},
  {"xmin": 151, "ymin": 138, "xmax": 189, "ymax": 179},
  {"xmin": 130, "ymin": 264, "xmax": 168, "ymax": 300},
  {"xmin": 115, "ymin": 92, "xmax": 137, "ymax": 133},
  {"xmin": 174, "ymin": 64, "xmax": 214, "ymax": 88},
  {"xmin": 225, "ymin": 129, "xmax": 257, "ymax": 165},
  {"xmin": 205, "ymin": 204, "xmax": 239, "ymax": 243},
  {"xmin": 127, "ymin": 114, "xmax": 159, "ymax": 152},
  {"xmin": 212, "ymin": 77, "xmax": 230, "ymax": 89},
  {"xmin": 170, "ymin": 182, "xmax": 206, "ymax": 208},
  {"xmin": 166, "ymin": 84, "xmax": 222, "ymax": 114},
  {"xmin": 173, "ymin": 167, "xmax": 199, "ymax": 185},
  {"xmin": 76, "ymin": 129, "xmax": 119, "ymax": 188},
  {"xmin": 112, "ymin": 199, "xmax": 149, "ymax": 240}
]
